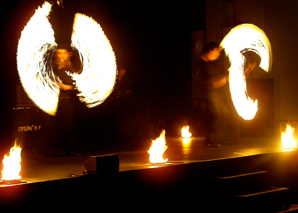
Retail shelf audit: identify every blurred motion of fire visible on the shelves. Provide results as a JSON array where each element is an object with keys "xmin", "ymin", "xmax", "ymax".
[
  {"xmin": 220, "ymin": 24, "xmax": 272, "ymax": 120},
  {"xmin": 71, "ymin": 13, "xmax": 117, "ymax": 108},
  {"xmin": 17, "ymin": 1, "xmax": 117, "ymax": 115},
  {"xmin": 17, "ymin": 1, "xmax": 58, "ymax": 115}
]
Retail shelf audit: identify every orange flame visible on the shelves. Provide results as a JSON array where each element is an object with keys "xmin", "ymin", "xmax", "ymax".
[
  {"xmin": 2, "ymin": 143, "xmax": 22, "ymax": 181},
  {"xmin": 281, "ymin": 124, "xmax": 297, "ymax": 150},
  {"xmin": 181, "ymin": 125, "xmax": 192, "ymax": 138},
  {"xmin": 148, "ymin": 130, "xmax": 168, "ymax": 163}
]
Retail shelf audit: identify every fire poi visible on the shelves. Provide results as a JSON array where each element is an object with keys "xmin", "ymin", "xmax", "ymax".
[
  {"xmin": 220, "ymin": 24, "xmax": 272, "ymax": 120},
  {"xmin": 281, "ymin": 124, "xmax": 297, "ymax": 150},
  {"xmin": 148, "ymin": 130, "xmax": 168, "ymax": 163},
  {"xmin": 1, "ymin": 143, "xmax": 22, "ymax": 182},
  {"xmin": 17, "ymin": 1, "xmax": 117, "ymax": 116}
]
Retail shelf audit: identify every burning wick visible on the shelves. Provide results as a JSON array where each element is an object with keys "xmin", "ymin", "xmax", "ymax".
[
  {"xmin": 281, "ymin": 124, "xmax": 297, "ymax": 151},
  {"xmin": 148, "ymin": 130, "xmax": 168, "ymax": 163},
  {"xmin": 1, "ymin": 142, "xmax": 23, "ymax": 183}
]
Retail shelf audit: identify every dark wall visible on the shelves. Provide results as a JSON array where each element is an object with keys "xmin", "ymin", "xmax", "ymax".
[{"xmin": 264, "ymin": 0, "xmax": 298, "ymax": 121}]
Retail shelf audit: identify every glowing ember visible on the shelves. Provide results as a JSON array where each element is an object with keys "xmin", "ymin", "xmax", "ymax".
[
  {"xmin": 220, "ymin": 24, "xmax": 272, "ymax": 120},
  {"xmin": 148, "ymin": 130, "xmax": 168, "ymax": 163},
  {"xmin": 281, "ymin": 124, "xmax": 297, "ymax": 150},
  {"xmin": 181, "ymin": 125, "xmax": 192, "ymax": 138},
  {"xmin": 2, "ymin": 143, "xmax": 22, "ymax": 181},
  {"xmin": 17, "ymin": 1, "xmax": 117, "ymax": 115}
]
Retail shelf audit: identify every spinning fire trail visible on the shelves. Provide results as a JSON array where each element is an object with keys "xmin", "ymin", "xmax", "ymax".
[
  {"xmin": 220, "ymin": 24, "xmax": 272, "ymax": 120},
  {"xmin": 17, "ymin": 1, "xmax": 117, "ymax": 115}
]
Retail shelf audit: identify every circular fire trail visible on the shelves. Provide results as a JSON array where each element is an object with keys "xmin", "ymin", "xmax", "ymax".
[
  {"xmin": 220, "ymin": 24, "xmax": 272, "ymax": 120},
  {"xmin": 17, "ymin": 2, "xmax": 117, "ymax": 115}
]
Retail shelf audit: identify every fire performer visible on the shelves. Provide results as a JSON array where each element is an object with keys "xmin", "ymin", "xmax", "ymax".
[
  {"xmin": 199, "ymin": 42, "xmax": 260, "ymax": 147},
  {"xmin": 198, "ymin": 42, "xmax": 228, "ymax": 147},
  {"xmin": 52, "ymin": 43, "xmax": 82, "ymax": 155}
]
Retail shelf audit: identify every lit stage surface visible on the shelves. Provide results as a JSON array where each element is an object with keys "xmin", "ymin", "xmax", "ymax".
[
  {"xmin": 2, "ymin": 137, "xmax": 298, "ymax": 212},
  {"xmin": 18, "ymin": 137, "xmax": 282, "ymax": 182}
]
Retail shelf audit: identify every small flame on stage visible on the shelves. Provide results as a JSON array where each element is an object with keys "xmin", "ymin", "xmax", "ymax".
[
  {"xmin": 1, "ymin": 143, "xmax": 22, "ymax": 182},
  {"xmin": 220, "ymin": 24, "xmax": 272, "ymax": 120},
  {"xmin": 181, "ymin": 126, "xmax": 192, "ymax": 138},
  {"xmin": 148, "ymin": 130, "xmax": 168, "ymax": 163},
  {"xmin": 181, "ymin": 125, "xmax": 192, "ymax": 145},
  {"xmin": 281, "ymin": 124, "xmax": 297, "ymax": 151}
]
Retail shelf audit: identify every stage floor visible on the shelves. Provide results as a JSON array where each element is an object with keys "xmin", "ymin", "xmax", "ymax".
[{"xmin": 16, "ymin": 137, "xmax": 286, "ymax": 183}]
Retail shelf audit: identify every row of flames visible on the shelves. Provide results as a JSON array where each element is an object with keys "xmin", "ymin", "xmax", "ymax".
[{"xmin": 1, "ymin": 125, "xmax": 296, "ymax": 182}]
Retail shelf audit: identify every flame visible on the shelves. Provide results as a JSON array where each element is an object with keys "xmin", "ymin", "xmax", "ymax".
[
  {"xmin": 148, "ymin": 130, "xmax": 168, "ymax": 163},
  {"xmin": 181, "ymin": 125, "xmax": 192, "ymax": 138},
  {"xmin": 2, "ymin": 143, "xmax": 22, "ymax": 181},
  {"xmin": 17, "ymin": 1, "xmax": 117, "ymax": 115},
  {"xmin": 220, "ymin": 24, "xmax": 272, "ymax": 120},
  {"xmin": 281, "ymin": 124, "xmax": 297, "ymax": 150}
]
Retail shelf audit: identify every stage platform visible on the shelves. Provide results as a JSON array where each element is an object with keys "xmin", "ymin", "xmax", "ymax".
[
  {"xmin": 18, "ymin": 137, "xmax": 283, "ymax": 182},
  {"xmin": 1, "ymin": 137, "xmax": 298, "ymax": 212}
]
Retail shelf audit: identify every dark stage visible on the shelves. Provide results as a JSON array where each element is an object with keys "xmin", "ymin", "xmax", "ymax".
[{"xmin": 2, "ymin": 137, "xmax": 298, "ymax": 212}]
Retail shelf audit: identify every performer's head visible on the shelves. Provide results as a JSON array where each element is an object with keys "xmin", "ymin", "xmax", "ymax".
[
  {"xmin": 203, "ymin": 42, "xmax": 221, "ymax": 61},
  {"xmin": 54, "ymin": 43, "xmax": 73, "ymax": 61}
]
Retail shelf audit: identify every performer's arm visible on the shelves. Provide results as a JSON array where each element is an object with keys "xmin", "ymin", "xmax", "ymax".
[{"xmin": 56, "ymin": 82, "xmax": 74, "ymax": 91}]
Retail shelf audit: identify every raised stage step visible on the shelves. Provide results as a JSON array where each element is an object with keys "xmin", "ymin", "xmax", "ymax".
[
  {"xmin": 277, "ymin": 204, "xmax": 298, "ymax": 212},
  {"xmin": 200, "ymin": 170, "xmax": 291, "ymax": 212}
]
